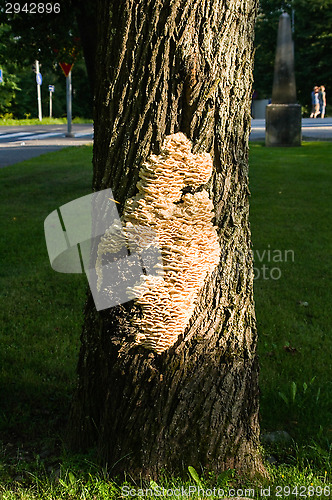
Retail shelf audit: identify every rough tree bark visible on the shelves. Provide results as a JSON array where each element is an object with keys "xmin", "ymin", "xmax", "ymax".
[{"xmin": 68, "ymin": 0, "xmax": 266, "ymax": 479}]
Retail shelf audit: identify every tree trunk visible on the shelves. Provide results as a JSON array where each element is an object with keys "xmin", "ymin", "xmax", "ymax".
[{"xmin": 68, "ymin": 0, "xmax": 266, "ymax": 479}]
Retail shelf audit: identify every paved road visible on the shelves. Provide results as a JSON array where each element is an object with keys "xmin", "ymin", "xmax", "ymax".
[
  {"xmin": 250, "ymin": 117, "xmax": 332, "ymax": 142},
  {"xmin": 1, "ymin": 119, "xmax": 331, "ymax": 168},
  {"xmin": 0, "ymin": 123, "xmax": 93, "ymax": 168}
]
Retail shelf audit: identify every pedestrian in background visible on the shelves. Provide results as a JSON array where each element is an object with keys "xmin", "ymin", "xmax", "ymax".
[
  {"xmin": 310, "ymin": 86, "xmax": 320, "ymax": 118},
  {"xmin": 319, "ymin": 86, "xmax": 326, "ymax": 118}
]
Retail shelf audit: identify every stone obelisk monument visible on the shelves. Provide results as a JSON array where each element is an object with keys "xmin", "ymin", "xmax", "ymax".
[{"xmin": 266, "ymin": 12, "xmax": 301, "ymax": 147}]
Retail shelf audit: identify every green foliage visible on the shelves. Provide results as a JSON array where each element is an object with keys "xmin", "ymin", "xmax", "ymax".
[
  {"xmin": 0, "ymin": 458, "xmax": 330, "ymax": 499},
  {"xmin": 0, "ymin": 68, "xmax": 20, "ymax": 116},
  {"xmin": 0, "ymin": 56, "xmax": 92, "ymax": 120},
  {"xmin": 278, "ymin": 377, "xmax": 318, "ymax": 407},
  {"xmin": 254, "ymin": 0, "xmax": 332, "ymax": 109},
  {"xmin": 0, "ymin": 117, "xmax": 92, "ymax": 126},
  {"xmin": 0, "ymin": 13, "xmax": 92, "ymax": 119},
  {"xmin": 0, "ymin": 26, "xmax": 21, "ymax": 116},
  {"xmin": 0, "ymin": 1, "xmax": 81, "ymax": 67}
]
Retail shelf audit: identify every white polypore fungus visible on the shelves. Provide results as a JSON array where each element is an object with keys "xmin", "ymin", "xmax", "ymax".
[
  {"xmin": 96, "ymin": 132, "xmax": 220, "ymax": 353},
  {"xmin": 124, "ymin": 132, "xmax": 220, "ymax": 353}
]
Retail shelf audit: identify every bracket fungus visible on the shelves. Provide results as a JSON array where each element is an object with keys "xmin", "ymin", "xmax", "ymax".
[{"xmin": 97, "ymin": 132, "xmax": 220, "ymax": 353}]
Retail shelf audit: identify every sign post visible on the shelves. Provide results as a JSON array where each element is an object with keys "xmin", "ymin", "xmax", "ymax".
[
  {"xmin": 59, "ymin": 63, "xmax": 74, "ymax": 137},
  {"xmin": 66, "ymin": 71, "xmax": 73, "ymax": 136},
  {"xmin": 48, "ymin": 85, "xmax": 55, "ymax": 118},
  {"xmin": 0, "ymin": 69, "xmax": 3, "ymax": 83},
  {"xmin": 35, "ymin": 60, "xmax": 42, "ymax": 121}
]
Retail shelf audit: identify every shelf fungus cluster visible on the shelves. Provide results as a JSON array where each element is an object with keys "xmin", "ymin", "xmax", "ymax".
[{"xmin": 96, "ymin": 132, "xmax": 221, "ymax": 354}]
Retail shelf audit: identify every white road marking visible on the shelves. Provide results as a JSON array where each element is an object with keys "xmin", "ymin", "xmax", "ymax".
[
  {"xmin": 18, "ymin": 132, "xmax": 65, "ymax": 140},
  {"xmin": 0, "ymin": 131, "xmax": 38, "ymax": 140},
  {"xmin": 0, "ymin": 130, "xmax": 93, "ymax": 142},
  {"xmin": 74, "ymin": 131, "xmax": 94, "ymax": 138}
]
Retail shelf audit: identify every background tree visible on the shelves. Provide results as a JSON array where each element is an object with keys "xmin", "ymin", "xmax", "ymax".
[
  {"xmin": 68, "ymin": 0, "xmax": 267, "ymax": 480},
  {"xmin": 0, "ymin": 2, "xmax": 94, "ymax": 118},
  {"xmin": 254, "ymin": 0, "xmax": 332, "ymax": 111},
  {"xmin": 0, "ymin": 25, "xmax": 21, "ymax": 117}
]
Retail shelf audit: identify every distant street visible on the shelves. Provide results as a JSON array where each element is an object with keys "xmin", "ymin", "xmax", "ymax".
[
  {"xmin": 250, "ymin": 117, "xmax": 332, "ymax": 142},
  {"xmin": 1, "ymin": 119, "xmax": 331, "ymax": 168},
  {"xmin": 0, "ymin": 123, "xmax": 93, "ymax": 168}
]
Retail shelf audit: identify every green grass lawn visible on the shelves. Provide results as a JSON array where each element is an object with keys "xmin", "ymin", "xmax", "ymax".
[
  {"xmin": 0, "ymin": 143, "xmax": 331, "ymax": 498},
  {"xmin": 250, "ymin": 143, "xmax": 332, "ymax": 445},
  {"xmin": 0, "ymin": 148, "xmax": 92, "ymax": 465},
  {"xmin": 0, "ymin": 117, "xmax": 92, "ymax": 126}
]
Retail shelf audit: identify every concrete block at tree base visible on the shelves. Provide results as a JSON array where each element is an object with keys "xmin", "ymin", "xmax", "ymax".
[{"xmin": 265, "ymin": 104, "xmax": 302, "ymax": 147}]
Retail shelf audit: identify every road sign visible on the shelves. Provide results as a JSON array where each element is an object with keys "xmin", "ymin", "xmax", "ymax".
[
  {"xmin": 59, "ymin": 64, "xmax": 74, "ymax": 136},
  {"xmin": 48, "ymin": 85, "xmax": 55, "ymax": 92},
  {"xmin": 0, "ymin": 69, "xmax": 2, "ymax": 83},
  {"xmin": 34, "ymin": 61, "xmax": 42, "ymax": 120},
  {"xmin": 59, "ymin": 62, "xmax": 73, "ymax": 78}
]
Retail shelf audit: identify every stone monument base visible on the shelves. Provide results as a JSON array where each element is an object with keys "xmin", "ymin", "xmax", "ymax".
[{"xmin": 265, "ymin": 104, "xmax": 301, "ymax": 147}]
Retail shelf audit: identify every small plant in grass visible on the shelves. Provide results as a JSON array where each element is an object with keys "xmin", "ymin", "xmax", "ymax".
[
  {"xmin": 278, "ymin": 377, "xmax": 320, "ymax": 408},
  {"xmin": 188, "ymin": 465, "xmax": 204, "ymax": 487}
]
